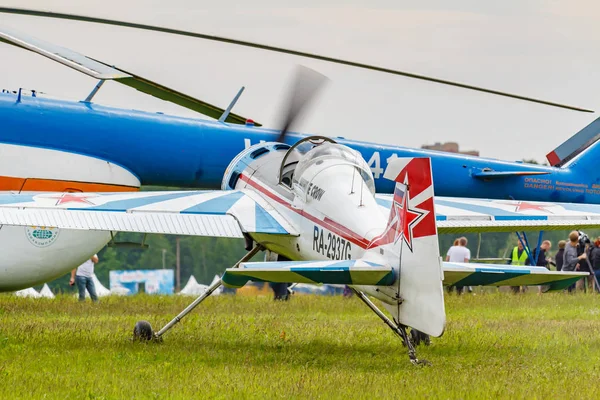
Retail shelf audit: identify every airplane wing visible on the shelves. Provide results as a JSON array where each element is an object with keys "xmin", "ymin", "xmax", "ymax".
[
  {"xmin": 443, "ymin": 262, "xmax": 586, "ymax": 291},
  {"xmin": 0, "ymin": 26, "xmax": 259, "ymax": 125},
  {"xmin": 222, "ymin": 260, "xmax": 395, "ymax": 288},
  {"xmin": 0, "ymin": 190, "xmax": 296, "ymax": 237},
  {"xmin": 376, "ymin": 194, "xmax": 600, "ymax": 233},
  {"xmin": 1, "ymin": 191, "xmax": 600, "ymax": 236}
]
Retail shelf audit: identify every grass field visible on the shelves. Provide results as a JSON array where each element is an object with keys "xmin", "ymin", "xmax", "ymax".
[{"xmin": 2, "ymin": 292, "xmax": 600, "ymax": 399}]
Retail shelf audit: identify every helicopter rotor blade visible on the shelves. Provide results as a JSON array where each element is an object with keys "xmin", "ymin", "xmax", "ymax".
[{"xmin": 0, "ymin": 7, "xmax": 592, "ymax": 113}]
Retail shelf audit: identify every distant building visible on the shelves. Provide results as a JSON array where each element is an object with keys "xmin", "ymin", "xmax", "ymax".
[{"xmin": 421, "ymin": 142, "xmax": 479, "ymax": 156}]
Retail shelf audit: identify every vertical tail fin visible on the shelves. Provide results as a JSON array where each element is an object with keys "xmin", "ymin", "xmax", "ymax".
[
  {"xmin": 546, "ymin": 116, "xmax": 600, "ymax": 167},
  {"xmin": 380, "ymin": 157, "xmax": 446, "ymax": 337}
]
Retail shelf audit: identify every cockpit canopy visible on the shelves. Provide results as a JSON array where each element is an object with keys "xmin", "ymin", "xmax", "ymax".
[{"xmin": 291, "ymin": 142, "xmax": 376, "ymax": 196}]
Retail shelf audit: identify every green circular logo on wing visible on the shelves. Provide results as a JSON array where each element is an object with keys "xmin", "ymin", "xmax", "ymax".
[{"xmin": 25, "ymin": 226, "xmax": 60, "ymax": 248}]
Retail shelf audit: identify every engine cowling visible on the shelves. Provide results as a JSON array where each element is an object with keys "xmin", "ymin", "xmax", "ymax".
[{"xmin": 221, "ymin": 142, "xmax": 291, "ymax": 191}]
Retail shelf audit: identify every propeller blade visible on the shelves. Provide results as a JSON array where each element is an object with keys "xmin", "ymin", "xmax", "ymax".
[
  {"xmin": 0, "ymin": 7, "xmax": 593, "ymax": 113},
  {"xmin": 277, "ymin": 66, "xmax": 328, "ymax": 143}
]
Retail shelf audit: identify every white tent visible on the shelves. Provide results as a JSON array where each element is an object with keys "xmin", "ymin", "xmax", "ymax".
[
  {"xmin": 39, "ymin": 283, "xmax": 55, "ymax": 298},
  {"xmin": 93, "ymin": 274, "xmax": 111, "ymax": 297},
  {"xmin": 110, "ymin": 286, "xmax": 130, "ymax": 296},
  {"xmin": 211, "ymin": 274, "xmax": 223, "ymax": 295},
  {"xmin": 15, "ymin": 287, "xmax": 41, "ymax": 298},
  {"xmin": 179, "ymin": 275, "xmax": 209, "ymax": 296}
]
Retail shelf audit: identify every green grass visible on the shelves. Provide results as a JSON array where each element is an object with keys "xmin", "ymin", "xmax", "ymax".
[{"xmin": 1, "ymin": 292, "xmax": 600, "ymax": 399}]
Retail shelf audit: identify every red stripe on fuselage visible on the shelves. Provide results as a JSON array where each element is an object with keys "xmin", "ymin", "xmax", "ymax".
[{"xmin": 239, "ymin": 173, "xmax": 372, "ymax": 248}]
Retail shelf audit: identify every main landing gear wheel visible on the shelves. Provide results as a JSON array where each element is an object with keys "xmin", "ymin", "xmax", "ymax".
[
  {"xmin": 410, "ymin": 329, "xmax": 431, "ymax": 346},
  {"xmin": 350, "ymin": 288, "xmax": 430, "ymax": 366},
  {"xmin": 133, "ymin": 320, "xmax": 154, "ymax": 341},
  {"xmin": 131, "ymin": 245, "xmax": 264, "ymax": 343}
]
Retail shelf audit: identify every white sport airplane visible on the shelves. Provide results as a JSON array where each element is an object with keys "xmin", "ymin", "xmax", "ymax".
[{"xmin": 0, "ymin": 136, "xmax": 591, "ymax": 364}]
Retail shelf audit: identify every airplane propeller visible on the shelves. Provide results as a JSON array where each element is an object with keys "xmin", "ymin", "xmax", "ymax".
[
  {"xmin": 0, "ymin": 6, "xmax": 593, "ymax": 114},
  {"xmin": 276, "ymin": 65, "xmax": 328, "ymax": 143}
]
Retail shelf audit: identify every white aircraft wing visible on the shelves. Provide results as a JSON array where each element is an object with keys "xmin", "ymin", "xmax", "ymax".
[
  {"xmin": 443, "ymin": 262, "xmax": 586, "ymax": 291},
  {"xmin": 0, "ymin": 190, "xmax": 296, "ymax": 238},
  {"xmin": 376, "ymin": 194, "xmax": 600, "ymax": 233}
]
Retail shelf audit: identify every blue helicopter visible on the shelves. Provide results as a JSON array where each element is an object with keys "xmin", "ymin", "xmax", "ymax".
[{"xmin": 0, "ymin": 7, "xmax": 599, "ymax": 205}]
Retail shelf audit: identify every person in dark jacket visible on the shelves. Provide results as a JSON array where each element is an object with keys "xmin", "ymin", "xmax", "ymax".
[
  {"xmin": 527, "ymin": 240, "xmax": 552, "ymax": 269},
  {"xmin": 588, "ymin": 237, "xmax": 600, "ymax": 292},
  {"xmin": 564, "ymin": 231, "xmax": 588, "ymax": 292},
  {"xmin": 527, "ymin": 240, "xmax": 552, "ymax": 293},
  {"xmin": 555, "ymin": 240, "xmax": 566, "ymax": 271}
]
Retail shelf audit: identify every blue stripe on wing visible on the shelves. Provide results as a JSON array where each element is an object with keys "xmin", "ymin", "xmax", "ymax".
[
  {"xmin": 254, "ymin": 203, "xmax": 287, "ymax": 234},
  {"xmin": 181, "ymin": 191, "xmax": 245, "ymax": 215},
  {"xmin": 0, "ymin": 194, "xmax": 35, "ymax": 205},
  {"xmin": 82, "ymin": 192, "xmax": 198, "ymax": 211},
  {"xmin": 452, "ymin": 267, "xmax": 531, "ymax": 287}
]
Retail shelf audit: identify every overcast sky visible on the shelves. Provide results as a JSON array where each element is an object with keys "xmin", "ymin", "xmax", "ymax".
[{"xmin": 1, "ymin": 0, "xmax": 599, "ymax": 163}]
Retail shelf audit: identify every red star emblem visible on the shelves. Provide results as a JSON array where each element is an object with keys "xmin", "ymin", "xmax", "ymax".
[
  {"xmin": 395, "ymin": 187, "xmax": 425, "ymax": 251},
  {"xmin": 47, "ymin": 193, "xmax": 97, "ymax": 206},
  {"xmin": 500, "ymin": 201, "xmax": 553, "ymax": 213},
  {"xmin": 369, "ymin": 182, "xmax": 425, "ymax": 251}
]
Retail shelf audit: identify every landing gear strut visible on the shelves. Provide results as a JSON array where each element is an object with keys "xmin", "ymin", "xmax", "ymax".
[
  {"xmin": 133, "ymin": 245, "xmax": 263, "ymax": 341},
  {"xmin": 351, "ymin": 288, "xmax": 430, "ymax": 366}
]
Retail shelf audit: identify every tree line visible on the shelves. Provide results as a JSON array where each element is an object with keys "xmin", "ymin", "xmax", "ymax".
[{"xmin": 46, "ymin": 228, "xmax": 600, "ymax": 293}]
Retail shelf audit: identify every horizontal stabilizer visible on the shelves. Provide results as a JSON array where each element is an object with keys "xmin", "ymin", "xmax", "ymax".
[
  {"xmin": 546, "ymin": 117, "xmax": 600, "ymax": 167},
  {"xmin": 0, "ymin": 25, "xmax": 259, "ymax": 125},
  {"xmin": 222, "ymin": 260, "xmax": 395, "ymax": 288},
  {"xmin": 472, "ymin": 170, "xmax": 550, "ymax": 179},
  {"xmin": 443, "ymin": 262, "xmax": 586, "ymax": 291}
]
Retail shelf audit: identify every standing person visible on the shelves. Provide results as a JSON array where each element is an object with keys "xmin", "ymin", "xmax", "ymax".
[
  {"xmin": 507, "ymin": 240, "xmax": 528, "ymax": 293},
  {"xmin": 588, "ymin": 238, "xmax": 600, "ymax": 292},
  {"xmin": 445, "ymin": 238, "xmax": 460, "ymax": 294},
  {"xmin": 69, "ymin": 254, "xmax": 99, "ymax": 302},
  {"xmin": 555, "ymin": 240, "xmax": 566, "ymax": 272},
  {"xmin": 528, "ymin": 240, "xmax": 552, "ymax": 269},
  {"xmin": 527, "ymin": 240, "xmax": 552, "ymax": 293},
  {"xmin": 446, "ymin": 237, "xmax": 471, "ymax": 294},
  {"xmin": 563, "ymin": 231, "xmax": 587, "ymax": 293}
]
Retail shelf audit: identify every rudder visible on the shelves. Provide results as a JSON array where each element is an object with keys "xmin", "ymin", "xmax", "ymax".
[{"xmin": 379, "ymin": 157, "xmax": 446, "ymax": 337}]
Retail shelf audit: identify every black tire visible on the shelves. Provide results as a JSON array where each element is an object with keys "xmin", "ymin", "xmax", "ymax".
[
  {"xmin": 410, "ymin": 329, "xmax": 431, "ymax": 346},
  {"xmin": 133, "ymin": 320, "xmax": 153, "ymax": 341},
  {"xmin": 410, "ymin": 328, "xmax": 421, "ymax": 346}
]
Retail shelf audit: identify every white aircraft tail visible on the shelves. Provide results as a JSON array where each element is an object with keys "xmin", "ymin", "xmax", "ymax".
[{"xmin": 372, "ymin": 157, "xmax": 446, "ymax": 337}]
